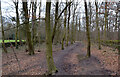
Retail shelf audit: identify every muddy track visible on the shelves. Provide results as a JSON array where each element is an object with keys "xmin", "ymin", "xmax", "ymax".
[{"xmin": 54, "ymin": 42, "xmax": 113, "ymax": 75}]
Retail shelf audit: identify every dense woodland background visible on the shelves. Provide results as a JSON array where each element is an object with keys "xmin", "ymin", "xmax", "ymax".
[{"xmin": 0, "ymin": 0, "xmax": 120, "ymax": 75}]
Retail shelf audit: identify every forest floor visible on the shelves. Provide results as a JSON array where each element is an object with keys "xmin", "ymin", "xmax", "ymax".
[{"xmin": 2, "ymin": 41, "xmax": 119, "ymax": 75}]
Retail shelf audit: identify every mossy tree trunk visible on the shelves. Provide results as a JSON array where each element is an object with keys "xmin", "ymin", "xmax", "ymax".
[
  {"xmin": 0, "ymin": 0, "xmax": 7, "ymax": 53},
  {"xmin": 95, "ymin": 1, "xmax": 101, "ymax": 50},
  {"xmin": 84, "ymin": 0, "xmax": 91, "ymax": 57},
  {"xmin": 45, "ymin": 1, "xmax": 57, "ymax": 75},
  {"xmin": 66, "ymin": 2, "xmax": 71, "ymax": 46},
  {"xmin": 62, "ymin": 2, "xmax": 67, "ymax": 50},
  {"xmin": 22, "ymin": 1, "xmax": 34, "ymax": 55}
]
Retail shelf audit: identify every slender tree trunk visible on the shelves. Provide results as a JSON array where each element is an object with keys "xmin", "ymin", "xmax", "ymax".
[
  {"xmin": 78, "ymin": 17, "xmax": 81, "ymax": 41},
  {"xmin": 117, "ymin": 2, "xmax": 120, "ymax": 73},
  {"xmin": 39, "ymin": 0, "xmax": 41, "ymax": 44},
  {"xmin": 75, "ymin": 16, "xmax": 77, "ymax": 41},
  {"xmin": 66, "ymin": 2, "xmax": 71, "ymax": 46},
  {"xmin": 45, "ymin": 1, "xmax": 57, "ymax": 75},
  {"xmin": 95, "ymin": 1, "xmax": 101, "ymax": 50},
  {"xmin": 52, "ymin": 1, "xmax": 58, "ymax": 43},
  {"xmin": 89, "ymin": 2, "xmax": 92, "ymax": 27},
  {"xmin": 84, "ymin": 0, "xmax": 91, "ymax": 57},
  {"xmin": 32, "ymin": 0, "xmax": 37, "ymax": 50},
  {"xmin": 22, "ymin": 1, "xmax": 34, "ymax": 55},
  {"xmin": 32, "ymin": 2, "xmax": 34, "ymax": 49},
  {"xmin": 118, "ymin": 8, "xmax": 120, "ymax": 55},
  {"xmin": 62, "ymin": 2, "xmax": 67, "ymax": 50},
  {"xmin": 104, "ymin": 2, "xmax": 108, "ymax": 40},
  {"xmin": 0, "ymin": 0, "xmax": 7, "ymax": 53},
  {"xmin": 115, "ymin": 11, "xmax": 118, "ymax": 31},
  {"xmin": 89, "ymin": 2, "xmax": 92, "ymax": 40},
  {"xmin": 15, "ymin": 0, "xmax": 20, "ymax": 49},
  {"xmin": 71, "ymin": 5, "xmax": 75, "ymax": 44}
]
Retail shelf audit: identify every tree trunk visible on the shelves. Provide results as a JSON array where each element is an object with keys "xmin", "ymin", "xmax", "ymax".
[
  {"xmin": 66, "ymin": 2, "xmax": 71, "ymax": 46},
  {"xmin": 118, "ymin": 9, "xmax": 120, "ymax": 55},
  {"xmin": 71, "ymin": 5, "xmax": 76, "ymax": 44},
  {"xmin": 89, "ymin": 2, "xmax": 92, "ymax": 27},
  {"xmin": 95, "ymin": 1, "xmax": 101, "ymax": 50},
  {"xmin": 22, "ymin": 1, "xmax": 34, "ymax": 55},
  {"xmin": 0, "ymin": 0, "xmax": 7, "ymax": 53},
  {"xmin": 115, "ymin": 11, "xmax": 118, "ymax": 31},
  {"xmin": 32, "ymin": 0, "xmax": 37, "ymax": 50},
  {"xmin": 45, "ymin": 1, "xmax": 57, "ymax": 75},
  {"xmin": 38, "ymin": 0, "xmax": 41, "ymax": 44},
  {"xmin": 104, "ymin": 2, "xmax": 108, "ymax": 40},
  {"xmin": 78, "ymin": 17, "xmax": 81, "ymax": 41},
  {"xmin": 62, "ymin": 2, "xmax": 67, "ymax": 50},
  {"xmin": 15, "ymin": 0, "xmax": 20, "ymax": 49},
  {"xmin": 75, "ymin": 16, "xmax": 77, "ymax": 41},
  {"xmin": 84, "ymin": 0, "xmax": 91, "ymax": 57},
  {"xmin": 52, "ymin": 1, "xmax": 58, "ymax": 43}
]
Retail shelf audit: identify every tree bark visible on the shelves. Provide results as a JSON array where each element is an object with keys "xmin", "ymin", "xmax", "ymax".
[
  {"xmin": 95, "ymin": 1, "xmax": 101, "ymax": 50},
  {"xmin": 52, "ymin": 1, "xmax": 58, "ymax": 43},
  {"xmin": 78, "ymin": 17, "xmax": 81, "ymax": 41},
  {"xmin": 71, "ymin": 4, "xmax": 76, "ymax": 44},
  {"xmin": 62, "ymin": 2, "xmax": 67, "ymax": 50},
  {"xmin": 32, "ymin": 0, "xmax": 37, "ymax": 50},
  {"xmin": 0, "ymin": 0, "xmax": 7, "ymax": 53},
  {"xmin": 118, "ymin": 8, "xmax": 120, "ymax": 55},
  {"xmin": 75, "ymin": 16, "xmax": 77, "ymax": 41},
  {"xmin": 66, "ymin": 2, "xmax": 71, "ymax": 46},
  {"xmin": 14, "ymin": 0, "xmax": 20, "ymax": 49},
  {"xmin": 22, "ymin": 1, "xmax": 34, "ymax": 55},
  {"xmin": 45, "ymin": 1, "xmax": 57, "ymax": 75},
  {"xmin": 104, "ymin": 2, "xmax": 108, "ymax": 40},
  {"xmin": 84, "ymin": 0, "xmax": 91, "ymax": 57},
  {"xmin": 38, "ymin": 0, "xmax": 41, "ymax": 44}
]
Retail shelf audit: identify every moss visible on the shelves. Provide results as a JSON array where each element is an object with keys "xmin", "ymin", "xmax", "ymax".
[{"xmin": 45, "ymin": 2, "xmax": 57, "ymax": 74}]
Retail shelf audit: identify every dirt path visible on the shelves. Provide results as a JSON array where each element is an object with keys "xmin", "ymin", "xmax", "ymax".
[
  {"xmin": 2, "ymin": 42, "xmax": 118, "ymax": 75},
  {"xmin": 54, "ymin": 42, "xmax": 113, "ymax": 75}
]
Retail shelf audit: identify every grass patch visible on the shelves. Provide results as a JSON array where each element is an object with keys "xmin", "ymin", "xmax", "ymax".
[{"xmin": 0, "ymin": 40, "xmax": 26, "ymax": 43}]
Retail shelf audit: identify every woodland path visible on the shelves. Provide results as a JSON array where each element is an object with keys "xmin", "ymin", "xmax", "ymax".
[
  {"xmin": 54, "ymin": 42, "xmax": 113, "ymax": 75},
  {"xmin": 2, "ymin": 42, "xmax": 115, "ymax": 75}
]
